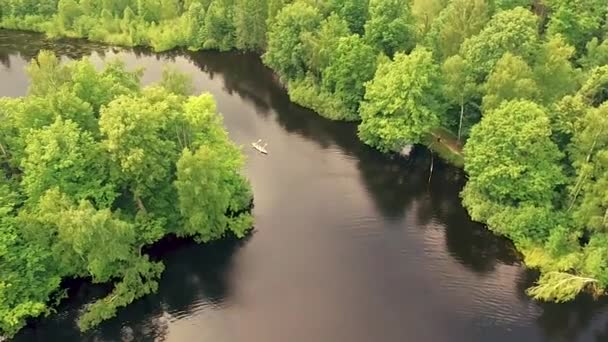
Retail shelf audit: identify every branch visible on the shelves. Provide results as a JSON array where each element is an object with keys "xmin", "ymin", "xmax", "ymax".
[{"xmin": 135, "ymin": 195, "xmax": 147, "ymax": 214}]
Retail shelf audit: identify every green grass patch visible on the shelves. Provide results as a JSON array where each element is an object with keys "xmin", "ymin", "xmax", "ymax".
[{"xmin": 423, "ymin": 128, "xmax": 465, "ymax": 168}]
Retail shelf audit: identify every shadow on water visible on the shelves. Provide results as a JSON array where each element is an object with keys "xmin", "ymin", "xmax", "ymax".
[
  {"xmin": 184, "ymin": 46, "xmax": 525, "ymax": 275},
  {"xmin": 187, "ymin": 47, "xmax": 428, "ymax": 220},
  {"xmin": 182, "ymin": 48, "xmax": 608, "ymax": 342},
  {"xmin": 14, "ymin": 234, "xmax": 250, "ymax": 342},
  {"xmin": 507, "ymin": 269, "xmax": 608, "ymax": 342},
  {"xmin": 0, "ymin": 30, "xmax": 110, "ymax": 62}
]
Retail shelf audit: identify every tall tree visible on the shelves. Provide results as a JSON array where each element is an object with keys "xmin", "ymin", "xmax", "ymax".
[
  {"xmin": 441, "ymin": 55, "xmax": 478, "ymax": 141},
  {"xmin": 581, "ymin": 38, "xmax": 608, "ymax": 69},
  {"xmin": 321, "ymin": 34, "xmax": 377, "ymax": 117},
  {"xmin": 21, "ymin": 118, "xmax": 114, "ymax": 207},
  {"xmin": 266, "ymin": 0, "xmax": 291, "ymax": 25},
  {"xmin": 546, "ymin": 0, "xmax": 607, "ymax": 52},
  {"xmin": 137, "ymin": 0, "xmax": 163, "ymax": 22},
  {"xmin": 363, "ymin": 0, "xmax": 416, "ymax": 57},
  {"xmin": 428, "ymin": 0, "xmax": 490, "ymax": 59},
  {"xmin": 460, "ymin": 7, "xmax": 539, "ymax": 80},
  {"xmin": 235, "ymin": 0, "xmax": 268, "ymax": 50},
  {"xmin": 57, "ymin": 0, "xmax": 83, "ymax": 30},
  {"xmin": 578, "ymin": 65, "xmax": 608, "ymax": 107},
  {"xmin": 482, "ymin": 53, "xmax": 538, "ymax": 111},
  {"xmin": 329, "ymin": 0, "xmax": 369, "ymax": 34},
  {"xmin": 569, "ymin": 103, "xmax": 608, "ymax": 232},
  {"xmin": 99, "ymin": 92, "xmax": 179, "ymax": 205},
  {"xmin": 185, "ymin": 2, "xmax": 206, "ymax": 48},
  {"xmin": 534, "ymin": 35, "xmax": 580, "ymax": 104},
  {"xmin": 263, "ymin": 1, "xmax": 322, "ymax": 80},
  {"xmin": 462, "ymin": 100, "xmax": 565, "ymax": 221},
  {"xmin": 301, "ymin": 14, "xmax": 351, "ymax": 77},
  {"xmin": 175, "ymin": 144, "xmax": 252, "ymax": 242},
  {"xmin": 159, "ymin": 65, "xmax": 194, "ymax": 96},
  {"xmin": 26, "ymin": 51, "xmax": 70, "ymax": 96},
  {"xmin": 411, "ymin": 0, "xmax": 447, "ymax": 37},
  {"xmin": 160, "ymin": 0, "xmax": 180, "ymax": 20},
  {"xmin": 203, "ymin": 0, "xmax": 236, "ymax": 51},
  {"xmin": 359, "ymin": 47, "xmax": 442, "ymax": 151}
]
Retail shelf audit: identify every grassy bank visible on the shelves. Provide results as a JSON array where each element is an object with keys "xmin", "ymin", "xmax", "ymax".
[{"xmin": 424, "ymin": 128, "xmax": 465, "ymax": 168}]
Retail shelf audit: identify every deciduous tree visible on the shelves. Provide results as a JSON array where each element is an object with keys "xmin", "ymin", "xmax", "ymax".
[{"xmin": 359, "ymin": 48, "xmax": 442, "ymax": 151}]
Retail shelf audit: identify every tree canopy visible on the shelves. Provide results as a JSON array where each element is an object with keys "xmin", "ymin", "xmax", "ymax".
[
  {"xmin": 0, "ymin": 52, "xmax": 252, "ymax": 338},
  {"xmin": 359, "ymin": 48, "xmax": 442, "ymax": 151}
]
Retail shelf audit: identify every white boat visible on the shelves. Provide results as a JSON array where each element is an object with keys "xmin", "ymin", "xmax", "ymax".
[{"xmin": 252, "ymin": 140, "xmax": 268, "ymax": 154}]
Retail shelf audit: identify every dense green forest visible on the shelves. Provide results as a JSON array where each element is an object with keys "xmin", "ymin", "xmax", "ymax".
[
  {"xmin": 0, "ymin": 51, "xmax": 253, "ymax": 337},
  {"xmin": 1, "ymin": 0, "xmax": 608, "ymax": 334}
]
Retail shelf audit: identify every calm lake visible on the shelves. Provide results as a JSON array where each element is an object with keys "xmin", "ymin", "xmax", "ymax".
[{"xmin": 2, "ymin": 29, "xmax": 608, "ymax": 342}]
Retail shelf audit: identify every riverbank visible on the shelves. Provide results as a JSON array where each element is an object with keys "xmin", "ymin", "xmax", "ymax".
[
  {"xmin": 0, "ymin": 26, "xmax": 465, "ymax": 168},
  {"xmin": 425, "ymin": 128, "xmax": 465, "ymax": 168},
  {"xmin": 0, "ymin": 46, "xmax": 255, "ymax": 337}
]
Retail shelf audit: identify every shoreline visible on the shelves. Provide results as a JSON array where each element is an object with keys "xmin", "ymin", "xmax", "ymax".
[{"xmin": 0, "ymin": 27, "xmax": 465, "ymax": 168}]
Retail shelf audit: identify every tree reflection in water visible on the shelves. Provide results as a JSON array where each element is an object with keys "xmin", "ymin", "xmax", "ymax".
[{"xmin": 14, "ymin": 234, "xmax": 250, "ymax": 342}]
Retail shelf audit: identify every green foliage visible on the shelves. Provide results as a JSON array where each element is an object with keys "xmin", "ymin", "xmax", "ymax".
[
  {"xmin": 263, "ymin": 1, "xmax": 322, "ymax": 80},
  {"xmin": 578, "ymin": 65, "xmax": 608, "ymax": 107},
  {"xmin": 427, "ymin": 0, "xmax": 489, "ymax": 59},
  {"xmin": 363, "ymin": 0, "xmax": 416, "ymax": 57},
  {"xmin": 266, "ymin": 0, "xmax": 290, "ymax": 25},
  {"xmin": 301, "ymin": 14, "xmax": 351, "ymax": 77},
  {"xmin": 527, "ymin": 272, "xmax": 599, "ymax": 303},
  {"xmin": 99, "ymin": 92, "xmax": 178, "ymax": 198},
  {"xmin": 21, "ymin": 118, "xmax": 115, "ymax": 207},
  {"xmin": 546, "ymin": 0, "xmax": 607, "ymax": 52},
  {"xmin": 441, "ymin": 55, "xmax": 478, "ymax": 141},
  {"xmin": 460, "ymin": 7, "xmax": 539, "ymax": 79},
  {"xmin": 411, "ymin": 0, "xmax": 447, "ymax": 37},
  {"xmin": 175, "ymin": 144, "xmax": 251, "ymax": 242},
  {"xmin": 77, "ymin": 256, "xmax": 164, "ymax": 331},
  {"xmin": 159, "ymin": 65, "xmax": 194, "ymax": 96},
  {"xmin": 533, "ymin": 35, "xmax": 580, "ymax": 104},
  {"xmin": 359, "ymin": 48, "xmax": 442, "ymax": 151},
  {"xmin": 482, "ymin": 53, "xmax": 538, "ymax": 111},
  {"xmin": 57, "ymin": 0, "xmax": 82, "ymax": 30},
  {"xmin": 550, "ymin": 95, "xmax": 587, "ymax": 147},
  {"xmin": 0, "ymin": 214, "xmax": 60, "ymax": 338},
  {"xmin": 569, "ymin": 103, "xmax": 608, "ymax": 233},
  {"xmin": 0, "ymin": 52, "xmax": 252, "ymax": 338},
  {"xmin": 235, "ymin": 0, "xmax": 268, "ymax": 50},
  {"xmin": 26, "ymin": 50, "xmax": 70, "ymax": 96},
  {"xmin": 321, "ymin": 34, "xmax": 377, "ymax": 118},
  {"xmin": 581, "ymin": 38, "xmax": 608, "ymax": 69},
  {"xmin": 491, "ymin": 0, "xmax": 532, "ymax": 11},
  {"xmin": 185, "ymin": 2, "xmax": 206, "ymax": 48},
  {"xmin": 463, "ymin": 100, "xmax": 564, "ymax": 208},
  {"xmin": 288, "ymin": 76, "xmax": 355, "ymax": 121},
  {"xmin": 329, "ymin": 0, "xmax": 368, "ymax": 34},
  {"xmin": 203, "ymin": 0, "xmax": 236, "ymax": 51}
]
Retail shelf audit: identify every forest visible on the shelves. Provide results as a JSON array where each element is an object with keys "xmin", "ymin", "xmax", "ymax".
[
  {"xmin": 0, "ymin": 0, "xmax": 608, "ymax": 337},
  {"xmin": 0, "ymin": 51, "xmax": 253, "ymax": 337}
]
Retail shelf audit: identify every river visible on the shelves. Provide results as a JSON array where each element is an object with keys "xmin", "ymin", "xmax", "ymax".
[{"xmin": 2, "ymin": 29, "xmax": 608, "ymax": 342}]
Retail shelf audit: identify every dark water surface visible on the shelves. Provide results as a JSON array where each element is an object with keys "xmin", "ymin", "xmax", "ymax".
[{"xmin": 2, "ymin": 30, "xmax": 608, "ymax": 342}]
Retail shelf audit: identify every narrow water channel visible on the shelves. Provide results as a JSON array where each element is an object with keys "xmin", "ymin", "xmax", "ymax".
[{"xmin": 2, "ymin": 30, "xmax": 608, "ymax": 342}]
